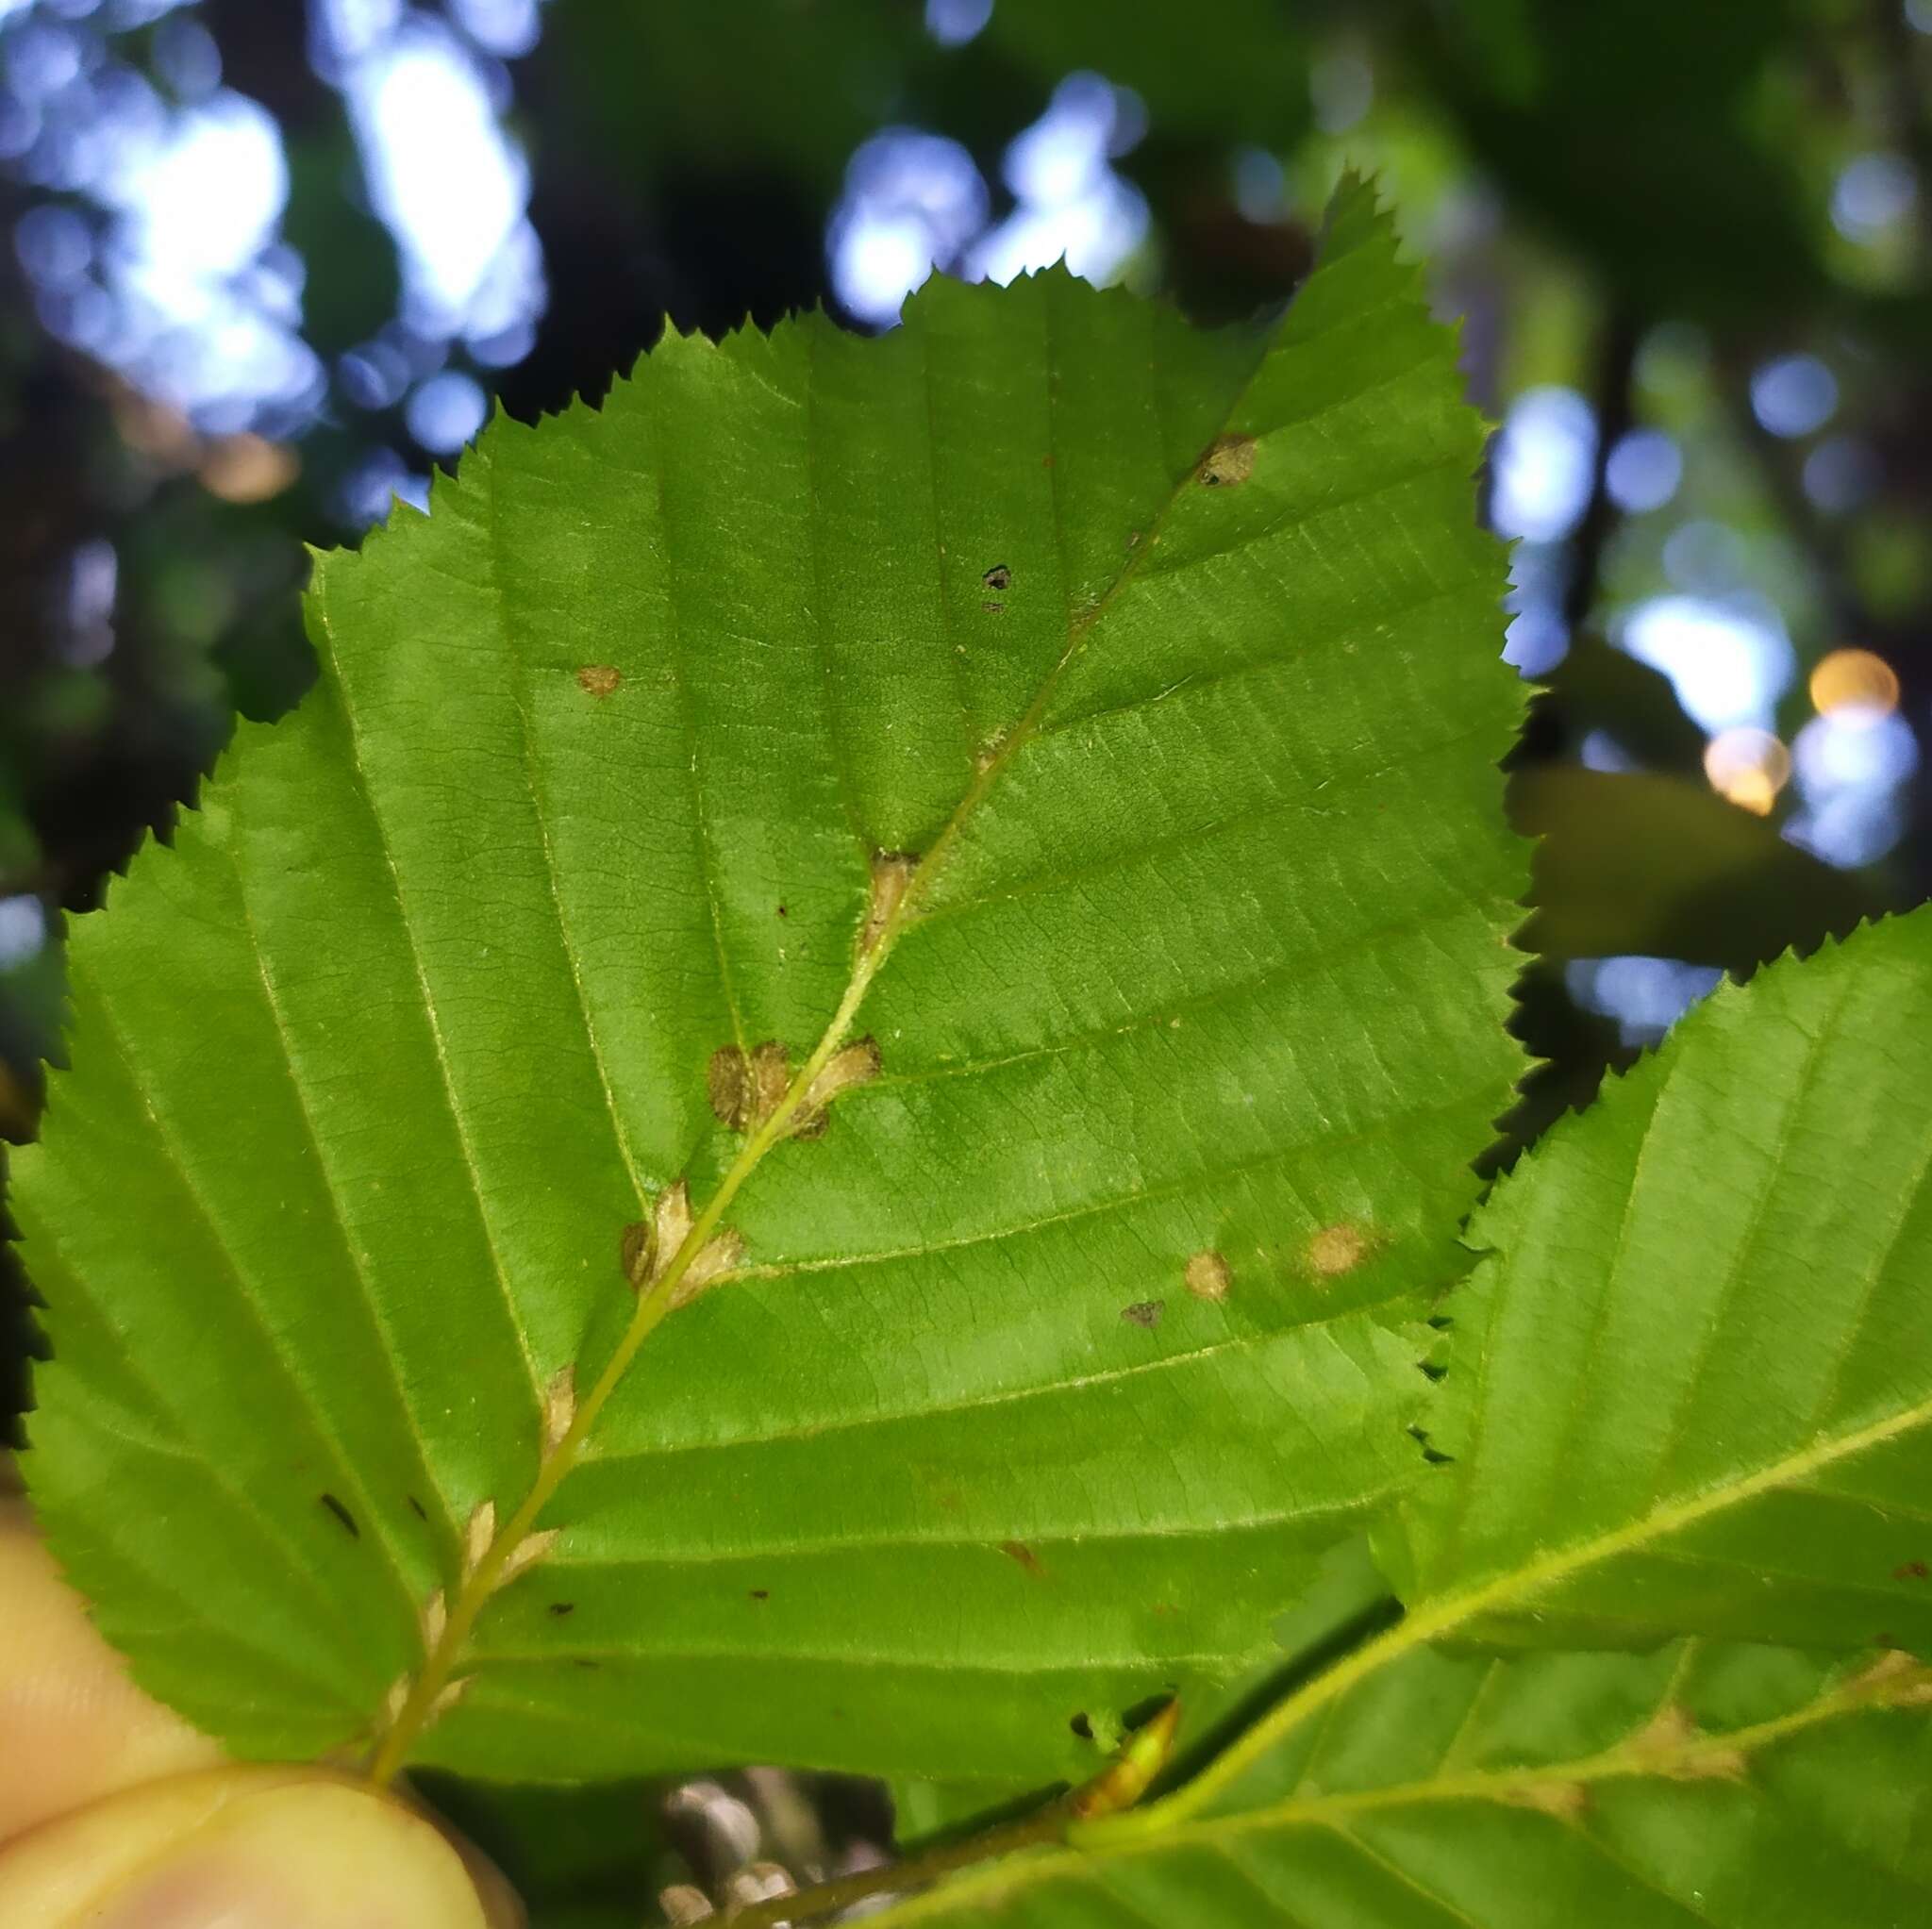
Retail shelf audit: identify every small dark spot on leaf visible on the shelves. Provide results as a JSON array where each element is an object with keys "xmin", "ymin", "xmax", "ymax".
[
  {"xmin": 319, "ymin": 1493, "xmax": 358, "ymax": 1538},
  {"xmin": 576, "ymin": 664, "xmax": 622, "ymax": 697},
  {"xmin": 1419, "ymin": 1360, "xmax": 1448, "ymax": 1382},
  {"xmin": 548, "ymin": 1601, "xmax": 575, "ymax": 1617},
  {"xmin": 1198, "ymin": 434, "xmax": 1257, "ymax": 487},
  {"xmin": 1896, "ymin": 1560, "xmax": 1930, "ymax": 1581},
  {"xmin": 406, "ymin": 1494, "xmax": 427, "ymax": 1522},
  {"xmin": 1121, "ymin": 1299, "xmax": 1165, "ymax": 1328},
  {"xmin": 1069, "ymin": 1712, "xmax": 1093, "ymax": 1740},
  {"xmin": 981, "ymin": 600, "xmax": 1005, "ymax": 614},
  {"xmin": 1041, "ymin": 454, "xmax": 1056, "ymax": 469},
  {"xmin": 750, "ymin": 1588, "xmax": 770, "ymax": 1602},
  {"xmin": 572, "ymin": 1658, "xmax": 600, "ymax": 1670},
  {"xmin": 983, "ymin": 563, "xmax": 1010, "ymax": 591},
  {"xmin": 776, "ymin": 904, "xmax": 788, "ymax": 918},
  {"xmin": 1000, "ymin": 1539, "xmax": 1043, "ymax": 1576}
]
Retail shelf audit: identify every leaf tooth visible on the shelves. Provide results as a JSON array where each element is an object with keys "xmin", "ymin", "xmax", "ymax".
[
  {"xmin": 495, "ymin": 1527, "xmax": 559, "ymax": 1588},
  {"xmin": 541, "ymin": 1365, "xmax": 577, "ymax": 1454},
  {"xmin": 462, "ymin": 1500, "xmax": 496, "ymax": 1579},
  {"xmin": 419, "ymin": 1588, "xmax": 447, "ymax": 1654}
]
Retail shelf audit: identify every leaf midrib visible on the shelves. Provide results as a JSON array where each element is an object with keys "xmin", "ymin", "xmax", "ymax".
[{"xmin": 364, "ymin": 284, "xmax": 1276, "ymax": 1773}]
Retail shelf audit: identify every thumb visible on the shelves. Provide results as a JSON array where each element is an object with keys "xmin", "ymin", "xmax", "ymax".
[{"xmin": 0, "ymin": 1764, "xmax": 525, "ymax": 1929}]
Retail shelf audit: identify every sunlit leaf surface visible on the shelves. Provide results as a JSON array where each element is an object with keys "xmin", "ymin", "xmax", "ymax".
[{"xmin": 16, "ymin": 181, "xmax": 1523, "ymax": 1781}]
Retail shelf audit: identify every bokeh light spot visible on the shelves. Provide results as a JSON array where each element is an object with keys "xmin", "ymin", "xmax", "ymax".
[
  {"xmin": 1809, "ymin": 647, "xmax": 1900, "ymax": 715},
  {"xmin": 1702, "ymin": 727, "xmax": 1790, "ymax": 816}
]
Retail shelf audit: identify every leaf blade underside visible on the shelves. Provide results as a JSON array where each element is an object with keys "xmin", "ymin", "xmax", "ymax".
[{"xmin": 17, "ymin": 179, "xmax": 1525, "ymax": 1781}]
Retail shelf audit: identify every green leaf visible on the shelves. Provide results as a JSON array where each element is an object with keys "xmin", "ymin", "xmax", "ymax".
[
  {"xmin": 1396, "ymin": 908, "xmax": 1932, "ymax": 1652},
  {"xmin": 1510, "ymin": 766, "xmax": 1893, "ymax": 969},
  {"xmin": 849, "ymin": 1640, "xmax": 1932, "ymax": 1928},
  {"xmin": 16, "ymin": 179, "xmax": 1523, "ymax": 1783}
]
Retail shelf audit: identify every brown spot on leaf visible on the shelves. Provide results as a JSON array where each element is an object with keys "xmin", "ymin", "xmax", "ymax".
[
  {"xmin": 981, "ymin": 600, "xmax": 1005, "ymax": 614},
  {"xmin": 576, "ymin": 664, "xmax": 622, "ymax": 697},
  {"xmin": 864, "ymin": 851, "xmax": 919, "ymax": 953},
  {"xmin": 1507, "ymin": 1780, "xmax": 1590, "ymax": 1821},
  {"xmin": 548, "ymin": 1601, "xmax": 575, "ymax": 1617},
  {"xmin": 1121, "ymin": 1299, "xmax": 1165, "ymax": 1328},
  {"xmin": 319, "ymin": 1493, "xmax": 358, "ymax": 1538},
  {"xmin": 983, "ymin": 563, "xmax": 1011, "ymax": 590},
  {"xmin": 1000, "ymin": 1539, "xmax": 1043, "ymax": 1576},
  {"xmin": 794, "ymin": 1037, "xmax": 882, "ymax": 1137},
  {"xmin": 776, "ymin": 904, "xmax": 788, "ymax": 918},
  {"xmin": 1185, "ymin": 1251, "xmax": 1232, "ymax": 1301},
  {"xmin": 407, "ymin": 1494, "xmax": 428, "ymax": 1522},
  {"xmin": 621, "ymin": 1219, "xmax": 656, "ymax": 1289},
  {"xmin": 1307, "ymin": 1222, "xmax": 1371, "ymax": 1278},
  {"xmin": 750, "ymin": 1588, "xmax": 770, "ymax": 1602},
  {"xmin": 1198, "ymin": 434, "xmax": 1257, "ymax": 487},
  {"xmin": 708, "ymin": 1041, "xmax": 791, "ymax": 1133},
  {"xmin": 1898, "ymin": 1560, "xmax": 1930, "ymax": 1580}
]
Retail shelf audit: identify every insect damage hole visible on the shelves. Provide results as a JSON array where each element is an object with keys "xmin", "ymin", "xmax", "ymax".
[
  {"xmin": 576, "ymin": 664, "xmax": 623, "ymax": 697},
  {"xmin": 982, "ymin": 563, "xmax": 1011, "ymax": 591},
  {"xmin": 1197, "ymin": 434, "xmax": 1257, "ymax": 487}
]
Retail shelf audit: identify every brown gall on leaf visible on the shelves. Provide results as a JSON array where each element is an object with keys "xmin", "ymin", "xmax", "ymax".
[
  {"xmin": 1895, "ymin": 1559, "xmax": 1929, "ymax": 1580},
  {"xmin": 461, "ymin": 1500, "xmax": 496, "ymax": 1580},
  {"xmin": 1184, "ymin": 1250, "xmax": 1232, "ymax": 1302},
  {"xmin": 999, "ymin": 1539, "xmax": 1043, "ymax": 1576},
  {"xmin": 541, "ymin": 1363, "xmax": 576, "ymax": 1454},
  {"xmin": 1197, "ymin": 433, "xmax": 1257, "ymax": 487},
  {"xmin": 1849, "ymin": 1649, "xmax": 1932, "ymax": 1706},
  {"xmin": 658, "ymin": 1885, "xmax": 716, "ymax": 1926},
  {"xmin": 1507, "ymin": 1779, "xmax": 1590, "ymax": 1821},
  {"xmin": 620, "ymin": 1217, "xmax": 657, "ymax": 1289},
  {"xmin": 575, "ymin": 664, "xmax": 622, "ymax": 697},
  {"xmin": 427, "ymin": 1675, "xmax": 474, "ymax": 1721},
  {"xmin": 654, "ymin": 1180, "xmax": 695, "ymax": 1267},
  {"xmin": 495, "ymin": 1527, "xmax": 560, "ymax": 1588},
  {"xmin": 863, "ymin": 850, "xmax": 919, "ymax": 954},
  {"xmin": 1121, "ymin": 1299, "xmax": 1165, "ymax": 1328},
  {"xmin": 793, "ymin": 1036, "xmax": 883, "ymax": 1137},
  {"xmin": 667, "ymin": 1229, "xmax": 747, "ymax": 1310},
  {"xmin": 1306, "ymin": 1222, "xmax": 1372, "ymax": 1279},
  {"xmin": 708, "ymin": 1041, "xmax": 791, "ymax": 1133}
]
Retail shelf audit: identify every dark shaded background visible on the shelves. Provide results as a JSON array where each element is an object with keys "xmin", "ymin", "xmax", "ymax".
[{"xmin": 2, "ymin": 2, "xmax": 1929, "ymax": 1918}]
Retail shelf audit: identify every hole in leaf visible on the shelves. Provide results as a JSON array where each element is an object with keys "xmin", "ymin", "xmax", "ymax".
[{"xmin": 1069, "ymin": 1712, "xmax": 1093, "ymax": 1740}]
